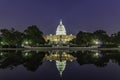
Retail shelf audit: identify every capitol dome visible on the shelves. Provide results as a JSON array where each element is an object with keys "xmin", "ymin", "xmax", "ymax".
[{"xmin": 56, "ymin": 20, "xmax": 66, "ymax": 35}]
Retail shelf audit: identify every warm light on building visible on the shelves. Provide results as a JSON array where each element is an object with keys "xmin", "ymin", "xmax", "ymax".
[{"xmin": 44, "ymin": 20, "xmax": 76, "ymax": 44}]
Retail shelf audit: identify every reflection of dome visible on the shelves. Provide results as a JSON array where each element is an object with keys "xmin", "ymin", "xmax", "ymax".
[
  {"xmin": 56, "ymin": 60, "xmax": 66, "ymax": 76},
  {"xmin": 44, "ymin": 51, "xmax": 77, "ymax": 76},
  {"xmin": 56, "ymin": 20, "xmax": 66, "ymax": 35}
]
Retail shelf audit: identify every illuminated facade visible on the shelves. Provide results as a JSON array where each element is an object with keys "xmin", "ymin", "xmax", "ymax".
[{"xmin": 44, "ymin": 20, "xmax": 76, "ymax": 44}]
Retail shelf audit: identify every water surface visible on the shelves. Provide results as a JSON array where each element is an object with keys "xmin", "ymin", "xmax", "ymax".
[{"xmin": 0, "ymin": 50, "xmax": 120, "ymax": 80}]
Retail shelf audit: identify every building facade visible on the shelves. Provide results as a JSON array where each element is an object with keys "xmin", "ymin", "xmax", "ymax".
[{"xmin": 44, "ymin": 20, "xmax": 76, "ymax": 44}]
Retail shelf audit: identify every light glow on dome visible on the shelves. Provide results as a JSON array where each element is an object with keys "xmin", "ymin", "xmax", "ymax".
[{"xmin": 56, "ymin": 20, "xmax": 66, "ymax": 35}]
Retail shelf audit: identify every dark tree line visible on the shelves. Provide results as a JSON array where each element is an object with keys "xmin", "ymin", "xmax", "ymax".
[
  {"xmin": 71, "ymin": 30, "xmax": 120, "ymax": 47},
  {"xmin": 0, "ymin": 25, "xmax": 45, "ymax": 47}
]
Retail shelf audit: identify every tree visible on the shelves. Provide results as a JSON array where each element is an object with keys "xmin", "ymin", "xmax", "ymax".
[
  {"xmin": 0, "ymin": 28, "xmax": 23, "ymax": 47},
  {"xmin": 24, "ymin": 25, "xmax": 45, "ymax": 46},
  {"xmin": 75, "ymin": 31, "xmax": 93, "ymax": 46},
  {"xmin": 111, "ymin": 32, "xmax": 120, "ymax": 45},
  {"xmin": 93, "ymin": 30, "xmax": 109, "ymax": 44},
  {"xmin": 0, "ymin": 28, "xmax": 11, "ymax": 45},
  {"xmin": 0, "ymin": 36, "xmax": 2, "ymax": 46},
  {"xmin": 13, "ymin": 30, "xmax": 24, "ymax": 47}
]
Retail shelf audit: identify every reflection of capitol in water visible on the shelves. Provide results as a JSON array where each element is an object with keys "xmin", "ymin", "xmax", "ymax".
[
  {"xmin": 44, "ymin": 51, "xmax": 76, "ymax": 76},
  {"xmin": 44, "ymin": 52, "xmax": 76, "ymax": 61}
]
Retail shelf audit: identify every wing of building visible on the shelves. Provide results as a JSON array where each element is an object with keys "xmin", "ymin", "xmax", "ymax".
[{"xmin": 44, "ymin": 20, "xmax": 76, "ymax": 44}]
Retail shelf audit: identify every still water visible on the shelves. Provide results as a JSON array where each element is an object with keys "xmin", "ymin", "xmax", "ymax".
[{"xmin": 0, "ymin": 50, "xmax": 120, "ymax": 80}]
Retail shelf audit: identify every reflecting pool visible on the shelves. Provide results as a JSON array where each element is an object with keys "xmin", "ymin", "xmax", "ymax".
[{"xmin": 0, "ymin": 50, "xmax": 120, "ymax": 80}]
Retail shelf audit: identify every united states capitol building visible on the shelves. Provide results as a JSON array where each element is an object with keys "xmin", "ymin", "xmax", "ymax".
[{"xmin": 44, "ymin": 20, "xmax": 76, "ymax": 44}]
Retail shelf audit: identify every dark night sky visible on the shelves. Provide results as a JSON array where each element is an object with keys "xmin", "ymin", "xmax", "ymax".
[{"xmin": 0, "ymin": 0, "xmax": 120, "ymax": 35}]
